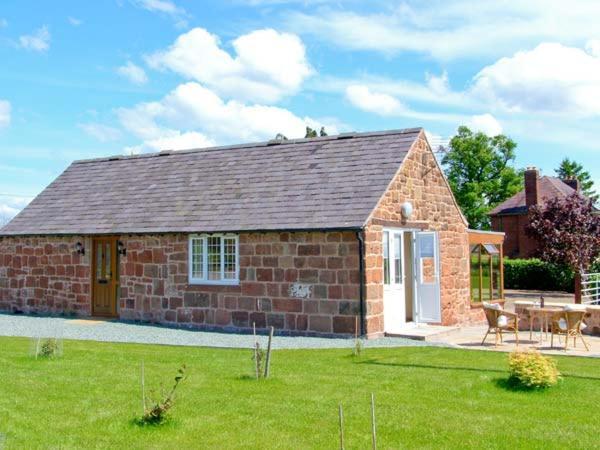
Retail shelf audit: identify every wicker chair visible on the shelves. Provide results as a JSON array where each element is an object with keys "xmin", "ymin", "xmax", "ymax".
[
  {"xmin": 550, "ymin": 309, "xmax": 590, "ymax": 351},
  {"xmin": 482, "ymin": 303, "xmax": 519, "ymax": 347}
]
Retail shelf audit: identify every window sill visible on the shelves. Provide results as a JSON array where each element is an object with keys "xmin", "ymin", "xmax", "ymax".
[{"xmin": 188, "ymin": 279, "xmax": 240, "ymax": 287}]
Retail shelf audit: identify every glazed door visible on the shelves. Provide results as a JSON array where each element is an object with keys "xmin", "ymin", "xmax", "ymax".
[
  {"xmin": 383, "ymin": 230, "xmax": 406, "ymax": 333},
  {"xmin": 415, "ymin": 231, "xmax": 441, "ymax": 323},
  {"xmin": 92, "ymin": 237, "xmax": 118, "ymax": 317}
]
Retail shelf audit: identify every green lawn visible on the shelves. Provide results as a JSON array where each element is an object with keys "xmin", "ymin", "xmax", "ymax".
[{"xmin": 0, "ymin": 337, "xmax": 598, "ymax": 449}]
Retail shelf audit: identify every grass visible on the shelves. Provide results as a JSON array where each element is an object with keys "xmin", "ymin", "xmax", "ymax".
[{"xmin": 0, "ymin": 337, "xmax": 598, "ymax": 449}]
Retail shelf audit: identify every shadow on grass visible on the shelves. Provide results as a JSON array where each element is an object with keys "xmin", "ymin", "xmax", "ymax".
[
  {"xmin": 130, "ymin": 416, "xmax": 176, "ymax": 429},
  {"xmin": 357, "ymin": 358, "xmax": 506, "ymax": 375},
  {"xmin": 493, "ymin": 377, "xmax": 548, "ymax": 392},
  {"xmin": 358, "ymin": 358, "xmax": 600, "ymax": 382}
]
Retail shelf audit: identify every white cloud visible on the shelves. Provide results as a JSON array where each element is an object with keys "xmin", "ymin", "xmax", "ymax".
[
  {"xmin": 286, "ymin": 1, "xmax": 600, "ymax": 60},
  {"xmin": 344, "ymin": 84, "xmax": 463, "ymax": 123},
  {"xmin": 131, "ymin": 0, "xmax": 189, "ymax": 28},
  {"xmin": 471, "ymin": 43, "xmax": 600, "ymax": 116},
  {"xmin": 146, "ymin": 27, "xmax": 312, "ymax": 103},
  {"xmin": 117, "ymin": 82, "xmax": 336, "ymax": 152},
  {"xmin": 78, "ymin": 123, "xmax": 122, "ymax": 142},
  {"xmin": 19, "ymin": 26, "xmax": 51, "ymax": 52},
  {"xmin": 117, "ymin": 61, "xmax": 148, "ymax": 85},
  {"xmin": 585, "ymin": 39, "xmax": 600, "ymax": 58},
  {"xmin": 345, "ymin": 85, "xmax": 403, "ymax": 116},
  {"xmin": 467, "ymin": 114, "xmax": 502, "ymax": 136},
  {"xmin": 0, "ymin": 100, "xmax": 10, "ymax": 128},
  {"xmin": 0, "ymin": 196, "xmax": 32, "ymax": 224},
  {"xmin": 68, "ymin": 17, "xmax": 82, "ymax": 26}
]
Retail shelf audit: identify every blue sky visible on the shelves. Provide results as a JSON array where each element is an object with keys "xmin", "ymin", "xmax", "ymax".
[{"xmin": 2, "ymin": 0, "xmax": 600, "ymax": 220}]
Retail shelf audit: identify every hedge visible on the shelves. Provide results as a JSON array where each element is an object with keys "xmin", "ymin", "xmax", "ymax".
[{"xmin": 503, "ymin": 258, "xmax": 574, "ymax": 292}]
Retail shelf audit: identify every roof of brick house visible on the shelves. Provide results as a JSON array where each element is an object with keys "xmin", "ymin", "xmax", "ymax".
[
  {"xmin": 489, "ymin": 175, "xmax": 580, "ymax": 216},
  {"xmin": 1, "ymin": 128, "xmax": 428, "ymax": 236}
]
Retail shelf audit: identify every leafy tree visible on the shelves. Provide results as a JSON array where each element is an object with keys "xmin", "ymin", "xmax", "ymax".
[
  {"xmin": 555, "ymin": 158, "xmax": 597, "ymax": 202},
  {"xmin": 526, "ymin": 192, "xmax": 600, "ymax": 299},
  {"xmin": 305, "ymin": 126, "xmax": 328, "ymax": 138},
  {"xmin": 442, "ymin": 126, "xmax": 523, "ymax": 229}
]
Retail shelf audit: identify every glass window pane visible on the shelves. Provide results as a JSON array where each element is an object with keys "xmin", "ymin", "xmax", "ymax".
[
  {"xmin": 223, "ymin": 237, "xmax": 236, "ymax": 280},
  {"xmin": 483, "ymin": 244, "xmax": 500, "ymax": 255},
  {"xmin": 394, "ymin": 234, "xmax": 402, "ymax": 284},
  {"xmin": 105, "ymin": 243, "xmax": 111, "ymax": 280},
  {"xmin": 207, "ymin": 236, "xmax": 221, "ymax": 280},
  {"xmin": 481, "ymin": 251, "xmax": 491, "ymax": 301},
  {"xmin": 96, "ymin": 243, "xmax": 103, "ymax": 280},
  {"xmin": 191, "ymin": 238, "xmax": 204, "ymax": 279},
  {"xmin": 470, "ymin": 245, "xmax": 481, "ymax": 302},
  {"xmin": 491, "ymin": 254, "xmax": 501, "ymax": 300},
  {"xmin": 383, "ymin": 231, "xmax": 390, "ymax": 285},
  {"xmin": 419, "ymin": 234, "xmax": 436, "ymax": 284}
]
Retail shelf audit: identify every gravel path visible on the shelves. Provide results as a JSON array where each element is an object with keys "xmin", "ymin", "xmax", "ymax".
[{"xmin": 0, "ymin": 314, "xmax": 428, "ymax": 350}]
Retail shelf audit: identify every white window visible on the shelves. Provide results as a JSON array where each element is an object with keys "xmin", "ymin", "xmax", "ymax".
[{"xmin": 189, "ymin": 234, "xmax": 239, "ymax": 285}]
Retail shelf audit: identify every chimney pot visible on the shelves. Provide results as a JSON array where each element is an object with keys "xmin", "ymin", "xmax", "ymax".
[{"xmin": 525, "ymin": 167, "xmax": 539, "ymax": 208}]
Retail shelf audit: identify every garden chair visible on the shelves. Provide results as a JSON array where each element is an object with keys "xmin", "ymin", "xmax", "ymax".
[
  {"xmin": 482, "ymin": 303, "xmax": 519, "ymax": 347},
  {"xmin": 550, "ymin": 306, "xmax": 590, "ymax": 351}
]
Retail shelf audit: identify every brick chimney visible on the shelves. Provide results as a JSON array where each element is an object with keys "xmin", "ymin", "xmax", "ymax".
[
  {"xmin": 524, "ymin": 167, "xmax": 539, "ymax": 208},
  {"xmin": 562, "ymin": 177, "xmax": 580, "ymax": 192}
]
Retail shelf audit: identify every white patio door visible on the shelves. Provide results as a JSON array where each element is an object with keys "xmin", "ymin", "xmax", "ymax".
[
  {"xmin": 383, "ymin": 230, "xmax": 406, "ymax": 333},
  {"xmin": 415, "ymin": 231, "xmax": 441, "ymax": 323}
]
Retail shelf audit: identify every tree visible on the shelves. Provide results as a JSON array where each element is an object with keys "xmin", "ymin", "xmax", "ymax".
[
  {"xmin": 555, "ymin": 158, "xmax": 597, "ymax": 202},
  {"xmin": 305, "ymin": 126, "xmax": 328, "ymax": 138},
  {"xmin": 442, "ymin": 126, "xmax": 523, "ymax": 229},
  {"xmin": 526, "ymin": 192, "xmax": 600, "ymax": 299}
]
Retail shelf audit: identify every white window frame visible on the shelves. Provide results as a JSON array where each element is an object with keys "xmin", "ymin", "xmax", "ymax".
[{"xmin": 188, "ymin": 234, "xmax": 239, "ymax": 285}]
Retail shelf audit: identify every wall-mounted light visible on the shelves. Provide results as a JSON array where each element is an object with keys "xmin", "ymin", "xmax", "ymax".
[
  {"xmin": 118, "ymin": 240, "xmax": 127, "ymax": 256},
  {"xmin": 401, "ymin": 201, "xmax": 414, "ymax": 220},
  {"xmin": 75, "ymin": 242, "xmax": 85, "ymax": 255}
]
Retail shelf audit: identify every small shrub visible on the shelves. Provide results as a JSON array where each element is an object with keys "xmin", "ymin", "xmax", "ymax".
[
  {"xmin": 33, "ymin": 337, "xmax": 62, "ymax": 359},
  {"xmin": 139, "ymin": 364, "xmax": 188, "ymax": 425},
  {"xmin": 508, "ymin": 350, "xmax": 560, "ymax": 389}
]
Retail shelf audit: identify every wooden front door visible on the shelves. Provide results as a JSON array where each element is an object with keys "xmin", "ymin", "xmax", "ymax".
[{"xmin": 92, "ymin": 237, "xmax": 118, "ymax": 317}]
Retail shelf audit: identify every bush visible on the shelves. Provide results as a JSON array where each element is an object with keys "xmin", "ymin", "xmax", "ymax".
[
  {"xmin": 504, "ymin": 258, "xmax": 574, "ymax": 292},
  {"xmin": 508, "ymin": 350, "xmax": 560, "ymax": 389}
]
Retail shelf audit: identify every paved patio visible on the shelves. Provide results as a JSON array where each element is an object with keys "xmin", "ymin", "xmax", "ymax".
[{"xmin": 429, "ymin": 324, "xmax": 600, "ymax": 357}]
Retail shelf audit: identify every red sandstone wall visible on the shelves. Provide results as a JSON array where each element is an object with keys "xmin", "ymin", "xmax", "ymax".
[
  {"xmin": 363, "ymin": 132, "xmax": 483, "ymax": 337},
  {"xmin": 0, "ymin": 231, "xmax": 361, "ymax": 336},
  {"xmin": 118, "ymin": 231, "xmax": 360, "ymax": 335},
  {"xmin": 0, "ymin": 236, "xmax": 91, "ymax": 315}
]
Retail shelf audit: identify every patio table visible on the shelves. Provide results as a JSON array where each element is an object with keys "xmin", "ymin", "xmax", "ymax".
[{"xmin": 527, "ymin": 306, "xmax": 562, "ymax": 342}]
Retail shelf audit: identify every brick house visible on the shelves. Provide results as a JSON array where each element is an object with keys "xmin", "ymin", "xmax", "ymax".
[
  {"xmin": 0, "ymin": 128, "xmax": 486, "ymax": 338},
  {"xmin": 489, "ymin": 167, "xmax": 582, "ymax": 258}
]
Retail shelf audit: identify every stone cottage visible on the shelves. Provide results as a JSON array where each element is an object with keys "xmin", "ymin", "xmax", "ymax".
[{"xmin": 0, "ymin": 128, "xmax": 487, "ymax": 337}]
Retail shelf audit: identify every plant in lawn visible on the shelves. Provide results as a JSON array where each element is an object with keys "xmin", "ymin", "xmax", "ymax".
[
  {"xmin": 252, "ymin": 324, "xmax": 274, "ymax": 379},
  {"xmin": 138, "ymin": 364, "xmax": 188, "ymax": 425},
  {"xmin": 508, "ymin": 350, "xmax": 560, "ymax": 389},
  {"xmin": 526, "ymin": 192, "xmax": 600, "ymax": 299},
  {"xmin": 32, "ymin": 337, "xmax": 62, "ymax": 359}
]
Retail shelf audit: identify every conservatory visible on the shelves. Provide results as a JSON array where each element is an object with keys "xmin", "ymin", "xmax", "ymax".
[{"xmin": 468, "ymin": 230, "xmax": 505, "ymax": 303}]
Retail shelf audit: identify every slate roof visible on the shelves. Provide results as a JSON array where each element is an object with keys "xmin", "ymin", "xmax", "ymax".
[
  {"xmin": 1, "ymin": 128, "xmax": 423, "ymax": 236},
  {"xmin": 489, "ymin": 176, "xmax": 578, "ymax": 216}
]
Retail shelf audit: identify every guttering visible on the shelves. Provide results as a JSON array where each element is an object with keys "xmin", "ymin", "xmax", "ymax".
[{"xmin": 356, "ymin": 229, "xmax": 366, "ymax": 336}]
